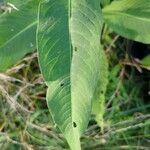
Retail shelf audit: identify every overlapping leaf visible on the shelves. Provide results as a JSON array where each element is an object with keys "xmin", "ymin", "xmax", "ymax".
[
  {"xmin": 37, "ymin": 0, "xmax": 104, "ymax": 149},
  {"xmin": 0, "ymin": 0, "xmax": 39, "ymax": 71},
  {"xmin": 103, "ymin": 0, "xmax": 150, "ymax": 44}
]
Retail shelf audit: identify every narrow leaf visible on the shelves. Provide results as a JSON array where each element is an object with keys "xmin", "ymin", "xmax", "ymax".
[
  {"xmin": 92, "ymin": 49, "xmax": 108, "ymax": 132},
  {"xmin": 103, "ymin": 0, "xmax": 150, "ymax": 44},
  {"xmin": 37, "ymin": 0, "xmax": 103, "ymax": 149}
]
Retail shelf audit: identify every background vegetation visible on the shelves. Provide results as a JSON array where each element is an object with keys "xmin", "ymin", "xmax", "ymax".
[
  {"xmin": 0, "ymin": 0, "xmax": 150, "ymax": 149},
  {"xmin": 0, "ymin": 24, "xmax": 149, "ymax": 149}
]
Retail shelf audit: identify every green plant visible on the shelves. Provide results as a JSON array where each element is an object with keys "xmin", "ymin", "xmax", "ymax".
[{"xmin": 0, "ymin": 0, "xmax": 150, "ymax": 149}]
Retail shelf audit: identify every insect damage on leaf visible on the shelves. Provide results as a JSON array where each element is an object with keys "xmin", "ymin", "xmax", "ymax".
[
  {"xmin": 73, "ymin": 122, "xmax": 77, "ymax": 128},
  {"xmin": 60, "ymin": 83, "xmax": 64, "ymax": 87},
  {"xmin": 74, "ymin": 47, "xmax": 77, "ymax": 52}
]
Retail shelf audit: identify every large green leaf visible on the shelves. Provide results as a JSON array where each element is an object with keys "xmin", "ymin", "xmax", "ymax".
[
  {"xmin": 103, "ymin": 0, "xmax": 150, "ymax": 44},
  {"xmin": 37, "ymin": 0, "xmax": 103, "ymax": 149},
  {"xmin": 0, "ymin": 0, "xmax": 39, "ymax": 71}
]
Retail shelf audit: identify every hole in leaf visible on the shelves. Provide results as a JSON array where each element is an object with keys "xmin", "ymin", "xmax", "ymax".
[
  {"xmin": 74, "ymin": 47, "xmax": 77, "ymax": 52},
  {"xmin": 60, "ymin": 83, "xmax": 64, "ymax": 87},
  {"xmin": 73, "ymin": 122, "xmax": 77, "ymax": 128}
]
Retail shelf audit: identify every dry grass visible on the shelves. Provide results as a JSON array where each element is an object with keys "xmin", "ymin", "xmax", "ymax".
[{"xmin": 0, "ymin": 34, "xmax": 149, "ymax": 149}]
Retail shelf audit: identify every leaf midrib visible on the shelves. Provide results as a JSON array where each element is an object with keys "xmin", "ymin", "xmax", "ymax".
[
  {"xmin": 103, "ymin": 10, "xmax": 150, "ymax": 23},
  {"xmin": 68, "ymin": 0, "xmax": 80, "ymax": 145}
]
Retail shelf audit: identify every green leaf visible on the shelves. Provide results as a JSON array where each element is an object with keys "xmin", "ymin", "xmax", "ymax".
[
  {"xmin": 103, "ymin": 0, "xmax": 150, "ymax": 44},
  {"xmin": 141, "ymin": 55, "xmax": 150, "ymax": 66},
  {"xmin": 37, "ymin": 0, "xmax": 103, "ymax": 149},
  {"xmin": 0, "ymin": 0, "xmax": 39, "ymax": 71},
  {"xmin": 92, "ymin": 49, "xmax": 108, "ymax": 132},
  {"xmin": 100, "ymin": 0, "xmax": 111, "ymax": 7}
]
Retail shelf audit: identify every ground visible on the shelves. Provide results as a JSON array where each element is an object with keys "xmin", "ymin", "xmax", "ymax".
[{"xmin": 0, "ymin": 27, "xmax": 150, "ymax": 149}]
